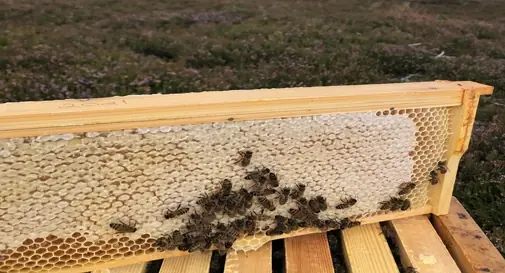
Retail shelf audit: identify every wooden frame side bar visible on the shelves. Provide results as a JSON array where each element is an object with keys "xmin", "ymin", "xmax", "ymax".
[
  {"xmin": 430, "ymin": 86, "xmax": 483, "ymax": 215},
  {"xmin": 0, "ymin": 81, "xmax": 492, "ymax": 139}
]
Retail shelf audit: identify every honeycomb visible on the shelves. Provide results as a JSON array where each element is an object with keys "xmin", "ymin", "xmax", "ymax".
[{"xmin": 0, "ymin": 107, "xmax": 451, "ymax": 272}]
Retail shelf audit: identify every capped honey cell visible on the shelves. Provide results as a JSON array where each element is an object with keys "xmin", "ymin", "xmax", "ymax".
[{"xmin": 0, "ymin": 108, "xmax": 452, "ymax": 271}]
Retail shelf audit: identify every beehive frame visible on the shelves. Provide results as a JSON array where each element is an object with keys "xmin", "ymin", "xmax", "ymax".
[{"xmin": 0, "ymin": 81, "xmax": 493, "ymax": 273}]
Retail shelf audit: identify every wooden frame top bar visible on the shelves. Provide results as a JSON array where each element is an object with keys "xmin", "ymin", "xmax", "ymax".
[{"xmin": 0, "ymin": 81, "xmax": 492, "ymax": 139}]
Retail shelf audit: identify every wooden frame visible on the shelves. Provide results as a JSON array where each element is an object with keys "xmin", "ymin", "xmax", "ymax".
[
  {"xmin": 98, "ymin": 197, "xmax": 505, "ymax": 273},
  {"xmin": 0, "ymin": 81, "xmax": 491, "ymax": 138},
  {"xmin": 0, "ymin": 81, "xmax": 493, "ymax": 273}
]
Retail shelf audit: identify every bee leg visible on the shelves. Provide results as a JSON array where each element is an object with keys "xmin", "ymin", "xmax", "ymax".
[{"xmin": 233, "ymin": 151, "xmax": 245, "ymax": 163}]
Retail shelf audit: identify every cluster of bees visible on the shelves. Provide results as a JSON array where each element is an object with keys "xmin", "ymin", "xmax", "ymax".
[
  {"xmin": 378, "ymin": 160, "xmax": 448, "ymax": 212},
  {"xmin": 109, "ymin": 151, "xmax": 448, "ymax": 255},
  {"xmin": 430, "ymin": 161, "xmax": 448, "ymax": 185}
]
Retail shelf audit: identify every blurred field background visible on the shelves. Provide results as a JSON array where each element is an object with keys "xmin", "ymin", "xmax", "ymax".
[{"xmin": 0, "ymin": 0, "xmax": 503, "ymax": 255}]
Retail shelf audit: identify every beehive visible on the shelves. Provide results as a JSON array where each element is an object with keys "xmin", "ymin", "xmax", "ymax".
[{"xmin": 0, "ymin": 81, "xmax": 493, "ymax": 273}]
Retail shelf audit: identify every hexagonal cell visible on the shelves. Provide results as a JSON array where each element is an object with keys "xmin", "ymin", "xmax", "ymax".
[
  {"xmin": 43, "ymin": 263, "xmax": 54, "ymax": 270},
  {"xmin": 0, "ymin": 106, "xmax": 455, "ymax": 260}
]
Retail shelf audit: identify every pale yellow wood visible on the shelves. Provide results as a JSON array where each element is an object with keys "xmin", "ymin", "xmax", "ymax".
[
  {"xmin": 0, "ymin": 81, "xmax": 492, "ymax": 139},
  {"xmin": 37, "ymin": 206, "xmax": 431, "ymax": 273},
  {"xmin": 341, "ymin": 223, "xmax": 399, "ymax": 273},
  {"xmin": 432, "ymin": 197, "xmax": 505, "ymax": 273},
  {"xmin": 430, "ymin": 86, "xmax": 484, "ymax": 215},
  {"xmin": 285, "ymin": 233, "xmax": 334, "ymax": 273},
  {"xmin": 159, "ymin": 252, "xmax": 211, "ymax": 273},
  {"xmin": 389, "ymin": 216, "xmax": 461, "ymax": 273},
  {"xmin": 109, "ymin": 263, "xmax": 147, "ymax": 273},
  {"xmin": 224, "ymin": 242, "xmax": 272, "ymax": 273}
]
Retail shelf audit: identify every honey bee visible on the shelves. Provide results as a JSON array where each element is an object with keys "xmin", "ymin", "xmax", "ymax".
[
  {"xmin": 224, "ymin": 224, "xmax": 240, "ymax": 239},
  {"xmin": 286, "ymin": 218, "xmax": 299, "ymax": 231},
  {"xmin": 274, "ymin": 215, "xmax": 287, "ymax": 224},
  {"xmin": 398, "ymin": 182, "xmax": 416, "ymax": 195},
  {"xmin": 245, "ymin": 166, "xmax": 269, "ymax": 183},
  {"xmin": 315, "ymin": 196, "xmax": 328, "ymax": 211},
  {"xmin": 276, "ymin": 189, "xmax": 289, "ymax": 205},
  {"xmin": 379, "ymin": 199, "xmax": 393, "ymax": 210},
  {"xmin": 290, "ymin": 183, "xmax": 306, "ymax": 199},
  {"xmin": 325, "ymin": 220, "xmax": 340, "ymax": 229},
  {"xmin": 154, "ymin": 236, "xmax": 174, "ymax": 250},
  {"xmin": 262, "ymin": 188, "xmax": 277, "ymax": 196},
  {"xmin": 235, "ymin": 150, "xmax": 253, "ymax": 167},
  {"xmin": 224, "ymin": 199, "xmax": 238, "ymax": 216},
  {"xmin": 216, "ymin": 240, "xmax": 234, "ymax": 256},
  {"xmin": 219, "ymin": 179, "xmax": 233, "ymax": 196},
  {"xmin": 257, "ymin": 196, "xmax": 275, "ymax": 211},
  {"xmin": 391, "ymin": 198, "xmax": 406, "ymax": 211},
  {"xmin": 297, "ymin": 197, "xmax": 308, "ymax": 206},
  {"xmin": 232, "ymin": 218, "xmax": 246, "ymax": 230},
  {"xmin": 164, "ymin": 204, "xmax": 190, "ymax": 219},
  {"xmin": 239, "ymin": 188, "xmax": 254, "ymax": 201},
  {"xmin": 401, "ymin": 199, "xmax": 411, "ymax": 211},
  {"xmin": 216, "ymin": 222, "xmax": 227, "ymax": 231},
  {"xmin": 308, "ymin": 198, "xmax": 321, "ymax": 213},
  {"xmin": 266, "ymin": 225, "xmax": 284, "ymax": 236},
  {"xmin": 109, "ymin": 219, "xmax": 137, "ymax": 233},
  {"xmin": 268, "ymin": 173, "xmax": 279, "ymax": 187},
  {"xmin": 405, "ymin": 266, "xmax": 419, "ymax": 273},
  {"xmin": 245, "ymin": 219, "xmax": 256, "ymax": 235},
  {"xmin": 247, "ymin": 209, "xmax": 271, "ymax": 221},
  {"xmin": 437, "ymin": 161, "xmax": 448, "ymax": 174},
  {"xmin": 188, "ymin": 239, "xmax": 209, "ymax": 253},
  {"xmin": 178, "ymin": 243, "xmax": 190, "ymax": 251},
  {"xmin": 190, "ymin": 211, "xmax": 213, "ymax": 223},
  {"xmin": 313, "ymin": 219, "xmax": 327, "ymax": 229},
  {"xmin": 430, "ymin": 170, "xmax": 439, "ymax": 185},
  {"xmin": 288, "ymin": 208, "xmax": 306, "ymax": 220},
  {"xmin": 340, "ymin": 218, "xmax": 361, "ymax": 229},
  {"xmin": 298, "ymin": 220, "xmax": 309, "ymax": 228},
  {"xmin": 335, "ymin": 197, "xmax": 357, "ymax": 210},
  {"xmin": 172, "ymin": 230, "xmax": 183, "ymax": 245},
  {"xmin": 196, "ymin": 193, "xmax": 211, "ymax": 206}
]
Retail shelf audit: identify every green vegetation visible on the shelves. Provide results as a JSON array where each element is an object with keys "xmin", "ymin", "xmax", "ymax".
[{"xmin": 0, "ymin": 0, "xmax": 503, "ymax": 254}]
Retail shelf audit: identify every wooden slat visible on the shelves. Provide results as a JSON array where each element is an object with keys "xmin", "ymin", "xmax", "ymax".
[
  {"xmin": 430, "ymin": 87, "xmax": 483, "ymax": 215},
  {"xmin": 432, "ymin": 197, "xmax": 505, "ymax": 273},
  {"xmin": 341, "ymin": 223, "xmax": 399, "ymax": 273},
  {"xmin": 285, "ymin": 233, "xmax": 334, "ymax": 273},
  {"xmin": 109, "ymin": 263, "xmax": 147, "ymax": 273},
  {"xmin": 389, "ymin": 216, "xmax": 461, "ymax": 273},
  {"xmin": 158, "ymin": 252, "xmax": 212, "ymax": 273},
  {"xmin": 0, "ymin": 81, "xmax": 492, "ymax": 138},
  {"xmin": 224, "ymin": 242, "xmax": 272, "ymax": 273}
]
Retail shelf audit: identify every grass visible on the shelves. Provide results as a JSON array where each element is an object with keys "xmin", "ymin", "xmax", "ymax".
[{"xmin": 0, "ymin": 0, "xmax": 504, "ymax": 255}]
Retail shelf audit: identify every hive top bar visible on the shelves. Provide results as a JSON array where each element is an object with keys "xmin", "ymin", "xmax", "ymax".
[{"xmin": 0, "ymin": 81, "xmax": 493, "ymax": 139}]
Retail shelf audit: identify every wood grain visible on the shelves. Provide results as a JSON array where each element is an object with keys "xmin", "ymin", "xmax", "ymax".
[
  {"xmin": 224, "ymin": 242, "xmax": 272, "ymax": 273},
  {"xmin": 432, "ymin": 197, "xmax": 505, "ymax": 273},
  {"xmin": 430, "ymin": 87, "xmax": 483, "ymax": 215},
  {"xmin": 109, "ymin": 263, "xmax": 147, "ymax": 273},
  {"xmin": 158, "ymin": 252, "xmax": 211, "ymax": 273},
  {"xmin": 341, "ymin": 223, "xmax": 399, "ymax": 273},
  {"xmin": 389, "ymin": 216, "xmax": 461, "ymax": 273},
  {"xmin": 285, "ymin": 233, "xmax": 334, "ymax": 273},
  {"xmin": 0, "ymin": 81, "xmax": 492, "ymax": 138}
]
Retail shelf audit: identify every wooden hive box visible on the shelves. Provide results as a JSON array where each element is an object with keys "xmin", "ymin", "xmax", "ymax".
[{"xmin": 0, "ymin": 81, "xmax": 493, "ymax": 273}]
